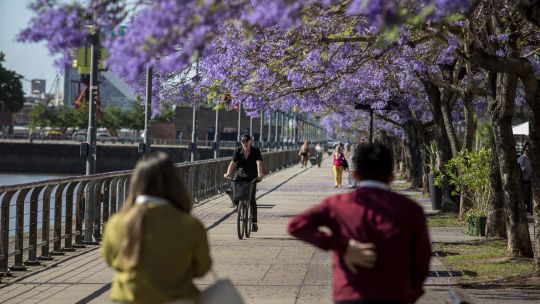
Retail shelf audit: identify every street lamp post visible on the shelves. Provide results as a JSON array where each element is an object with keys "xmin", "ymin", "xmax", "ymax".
[
  {"xmin": 284, "ymin": 112, "xmax": 288, "ymax": 149},
  {"xmin": 190, "ymin": 100, "xmax": 199, "ymax": 161},
  {"xmin": 85, "ymin": 31, "xmax": 99, "ymax": 176},
  {"xmin": 274, "ymin": 111, "xmax": 279, "ymax": 151},
  {"xmin": 259, "ymin": 109, "xmax": 264, "ymax": 148},
  {"xmin": 267, "ymin": 112, "xmax": 272, "ymax": 151},
  {"xmin": 143, "ymin": 67, "xmax": 152, "ymax": 155},
  {"xmin": 237, "ymin": 103, "xmax": 242, "ymax": 146},
  {"xmin": 292, "ymin": 113, "xmax": 297, "ymax": 146},
  {"xmin": 355, "ymin": 102, "xmax": 393, "ymax": 144},
  {"xmin": 83, "ymin": 7, "xmax": 100, "ymax": 244},
  {"xmin": 249, "ymin": 116, "xmax": 253, "ymax": 139},
  {"xmin": 213, "ymin": 108, "xmax": 220, "ymax": 159},
  {"xmin": 280, "ymin": 111, "xmax": 284, "ymax": 150}
]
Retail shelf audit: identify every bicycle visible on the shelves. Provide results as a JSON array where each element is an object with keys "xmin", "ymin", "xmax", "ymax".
[{"xmin": 230, "ymin": 177, "xmax": 261, "ymax": 240}]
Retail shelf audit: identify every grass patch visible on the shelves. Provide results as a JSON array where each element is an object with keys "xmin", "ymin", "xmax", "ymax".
[
  {"xmin": 438, "ymin": 239, "xmax": 533, "ymax": 282},
  {"xmin": 406, "ymin": 192, "xmax": 429, "ymax": 201},
  {"xmin": 391, "ymin": 180, "xmax": 412, "ymax": 191},
  {"xmin": 427, "ymin": 213, "xmax": 464, "ymax": 227}
]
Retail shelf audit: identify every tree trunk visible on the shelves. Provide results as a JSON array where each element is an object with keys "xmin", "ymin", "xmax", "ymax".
[
  {"xmin": 486, "ymin": 131, "xmax": 507, "ymax": 238},
  {"xmin": 421, "ymin": 78, "xmax": 458, "ymax": 211},
  {"xmin": 490, "ymin": 73, "xmax": 533, "ymax": 257},
  {"xmin": 527, "ymin": 92, "xmax": 540, "ymax": 274},
  {"xmin": 404, "ymin": 121, "xmax": 424, "ymax": 188},
  {"xmin": 440, "ymin": 93, "xmax": 459, "ymax": 156},
  {"xmin": 462, "ymin": 94, "xmax": 476, "ymax": 152}
]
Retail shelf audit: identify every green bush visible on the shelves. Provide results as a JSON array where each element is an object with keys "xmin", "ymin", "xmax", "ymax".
[{"xmin": 436, "ymin": 148, "xmax": 492, "ymax": 216}]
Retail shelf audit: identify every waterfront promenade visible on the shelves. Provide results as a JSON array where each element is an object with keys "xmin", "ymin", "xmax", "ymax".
[{"xmin": 0, "ymin": 158, "xmax": 539, "ymax": 303}]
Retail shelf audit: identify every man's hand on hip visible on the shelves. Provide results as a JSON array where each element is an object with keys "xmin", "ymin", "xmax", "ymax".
[{"xmin": 344, "ymin": 239, "xmax": 377, "ymax": 274}]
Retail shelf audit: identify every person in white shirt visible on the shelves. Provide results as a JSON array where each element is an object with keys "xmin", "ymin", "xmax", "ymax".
[{"xmin": 315, "ymin": 143, "xmax": 323, "ymax": 168}]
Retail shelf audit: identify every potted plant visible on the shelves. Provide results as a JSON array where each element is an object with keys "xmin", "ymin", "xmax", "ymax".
[
  {"xmin": 426, "ymin": 141, "xmax": 442, "ymax": 210},
  {"xmin": 464, "ymin": 209, "xmax": 487, "ymax": 236}
]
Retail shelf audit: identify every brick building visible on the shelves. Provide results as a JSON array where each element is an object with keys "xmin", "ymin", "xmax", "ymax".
[{"xmin": 174, "ymin": 106, "xmax": 289, "ymax": 143}]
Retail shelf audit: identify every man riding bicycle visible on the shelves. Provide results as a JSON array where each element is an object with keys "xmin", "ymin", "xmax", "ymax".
[{"xmin": 224, "ymin": 134, "xmax": 264, "ymax": 232}]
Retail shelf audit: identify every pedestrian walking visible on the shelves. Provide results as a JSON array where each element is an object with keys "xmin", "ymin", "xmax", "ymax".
[
  {"xmin": 315, "ymin": 142, "xmax": 323, "ymax": 168},
  {"xmin": 518, "ymin": 143, "xmax": 533, "ymax": 214},
  {"xmin": 332, "ymin": 145, "xmax": 347, "ymax": 188},
  {"xmin": 101, "ymin": 152, "xmax": 211, "ymax": 304},
  {"xmin": 288, "ymin": 144, "xmax": 431, "ymax": 304},
  {"xmin": 299, "ymin": 141, "xmax": 310, "ymax": 168}
]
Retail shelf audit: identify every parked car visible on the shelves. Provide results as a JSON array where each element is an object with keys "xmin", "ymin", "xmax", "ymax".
[
  {"xmin": 73, "ymin": 131, "xmax": 87, "ymax": 142},
  {"xmin": 43, "ymin": 130, "xmax": 65, "ymax": 140},
  {"xmin": 97, "ymin": 133, "xmax": 117, "ymax": 143}
]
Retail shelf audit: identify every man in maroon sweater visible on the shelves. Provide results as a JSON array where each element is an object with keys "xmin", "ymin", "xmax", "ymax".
[{"xmin": 288, "ymin": 144, "xmax": 431, "ymax": 304}]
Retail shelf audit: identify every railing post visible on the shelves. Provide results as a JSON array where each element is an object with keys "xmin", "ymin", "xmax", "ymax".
[
  {"xmin": 123, "ymin": 177, "xmax": 130, "ymax": 203},
  {"xmin": 93, "ymin": 180, "xmax": 104, "ymax": 240},
  {"xmin": 26, "ymin": 186, "xmax": 44, "ymax": 265},
  {"xmin": 83, "ymin": 181, "xmax": 98, "ymax": 245},
  {"xmin": 74, "ymin": 181, "xmax": 88, "ymax": 247},
  {"xmin": 39, "ymin": 185, "xmax": 54, "ymax": 260},
  {"xmin": 52, "ymin": 183, "xmax": 67, "ymax": 255},
  {"xmin": 110, "ymin": 177, "xmax": 119, "ymax": 215},
  {"xmin": 102, "ymin": 178, "xmax": 112, "ymax": 225},
  {"xmin": 63, "ymin": 182, "xmax": 78, "ymax": 251},
  {"xmin": 117, "ymin": 177, "xmax": 125, "ymax": 210},
  {"xmin": 0, "ymin": 191, "xmax": 15, "ymax": 275},
  {"xmin": 12, "ymin": 188, "xmax": 30, "ymax": 271}
]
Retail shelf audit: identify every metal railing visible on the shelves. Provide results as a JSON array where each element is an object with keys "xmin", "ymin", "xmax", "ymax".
[{"xmin": 0, "ymin": 149, "xmax": 299, "ymax": 275}]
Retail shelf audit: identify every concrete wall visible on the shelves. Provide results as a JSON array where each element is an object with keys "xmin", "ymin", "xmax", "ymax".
[{"xmin": 0, "ymin": 142, "xmax": 236, "ymax": 174}]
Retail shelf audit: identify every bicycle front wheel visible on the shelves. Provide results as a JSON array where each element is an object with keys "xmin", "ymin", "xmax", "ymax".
[
  {"xmin": 245, "ymin": 204, "xmax": 252, "ymax": 238},
  {"xmin": 237, "ymin": 202, "xmax": 245, "ymax": 240}
]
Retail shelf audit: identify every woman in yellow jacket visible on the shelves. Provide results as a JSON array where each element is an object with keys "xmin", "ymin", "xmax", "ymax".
[{"xmin": 101, "ymin": 152, "xmax": 211, "ymax": 304}]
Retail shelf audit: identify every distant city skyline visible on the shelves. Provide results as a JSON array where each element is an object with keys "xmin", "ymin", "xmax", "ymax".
[{"xmin": 0, "ymin": 0, "xmax": 61, "ymax": 96}]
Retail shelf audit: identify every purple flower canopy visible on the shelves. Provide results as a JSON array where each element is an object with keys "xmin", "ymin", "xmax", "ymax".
[{"xmin": 18, "ymin": 0, "xmax": 488, "ymax": 136}]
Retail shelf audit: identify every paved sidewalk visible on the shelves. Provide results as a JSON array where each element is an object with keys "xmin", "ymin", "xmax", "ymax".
[{"xmin": 0, "ymin": 157, "xmax": 539, "ymax": 303}]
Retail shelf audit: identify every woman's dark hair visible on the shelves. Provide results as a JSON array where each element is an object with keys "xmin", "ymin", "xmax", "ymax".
[
  {"xmin": 353, "ymin": 143, "xmax": 393, "ymax": 182},
  {"xmin": 119, "ymin": 152, "xmax": 193, "ymax": 268}
]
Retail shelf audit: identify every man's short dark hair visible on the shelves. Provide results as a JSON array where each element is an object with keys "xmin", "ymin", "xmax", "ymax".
[
  {"xmin": 241, "ymin": 134, "xmax": 251, "ymax": 142},
  {"xmin": 353, "ymin": 144, "xmax": 393, "ymax": 182}
]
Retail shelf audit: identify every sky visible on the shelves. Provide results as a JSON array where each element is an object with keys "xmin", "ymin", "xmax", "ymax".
[{"xmin": 0, "ymin": 0, "xmax": 61, "ymax": 96}]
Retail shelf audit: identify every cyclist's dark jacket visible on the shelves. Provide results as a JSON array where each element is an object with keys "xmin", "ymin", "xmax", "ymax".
[{"xmin": 232, "ymin": 147, "xmax": 262, "ymax": 181}]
